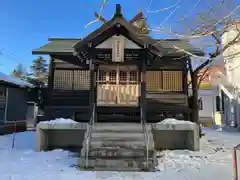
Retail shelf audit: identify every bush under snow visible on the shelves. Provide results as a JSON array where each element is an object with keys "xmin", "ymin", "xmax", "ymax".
[
  {"xmin": 38, "ymin": 118, "xmax": 78, "ymax": 125},
  {"xmin": 158, "ymin": 118, "xmax": 196, "ymax": 125}
]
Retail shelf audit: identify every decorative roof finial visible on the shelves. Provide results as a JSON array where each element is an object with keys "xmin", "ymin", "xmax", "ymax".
[{"xmin": 114, "ymin": 4, "xmax": 122, "ymax": 18}]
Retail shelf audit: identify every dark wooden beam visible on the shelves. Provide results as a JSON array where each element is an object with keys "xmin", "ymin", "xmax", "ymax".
[
  {"xmin": 47, "ymin": 56, "xmax": 55, "ymax": 106},
  {"xmin": 89, "ymin": 59, "xmax": 95, "ymax": 105},
  {"xmin": 88, "ymin": 43, "xmax": 97, "ymax": 121},
  {"xmin": 140, "ymin": 47, "xmax": 148, "ymax": 122},
  {"xmin": 52, "ymin": 55, "xmax": 89, "ymax": 68},
  {"xmin": 182, "ymin": 58, "xmax": 189, "ymax": 95}
]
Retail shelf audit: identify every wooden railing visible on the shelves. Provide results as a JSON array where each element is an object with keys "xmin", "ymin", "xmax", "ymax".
[
  {"xmin": 97, "ymin": 84, "xmax": 140, "ymax": 106},
  {"xmin": 140, "ymin": 106, "xmax": 149, "ymax": 170},
  {"xmin": 233, "ymin": 144, "xmax": 240, "ymax": 180},
  {"xmin": 85, "ymin": 103, "xmax": 96, "ymax": 167}
]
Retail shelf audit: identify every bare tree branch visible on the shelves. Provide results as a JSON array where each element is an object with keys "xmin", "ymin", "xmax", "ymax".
[
  {"xmin": 197, "ymin": 66, "xmax": 212, "ymax": 89},
  {"xmin": 146, "ymin": 0, "xmax": 182, "ymax": 13},
  {"xmin": 85, "ymin": 0, "xmax": 108, "ymax": 28},
  {"xmin": 157, "ymin": 4, "xmax": 183, "ymax": 28},
  {"xmin": 179, "ymin": 0, "xmax": 202, "ymax": 21}
]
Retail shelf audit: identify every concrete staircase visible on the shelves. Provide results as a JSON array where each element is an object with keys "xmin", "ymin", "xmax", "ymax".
[{"xmin": 79, "ymin": 123, "xmax": 157, "ymax": 171}]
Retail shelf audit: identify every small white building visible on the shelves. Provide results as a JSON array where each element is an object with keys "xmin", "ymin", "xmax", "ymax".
[
  {"xmin": 188, "ymin": 84, "xmax": 218, "ymax": 127},
  {"xmin": 189, "ymin": 64, "xmax": 224, "ymax": 127},
  {"xmin": 198, "ymin": 88, "xmax": 218, "ymax": 126}
]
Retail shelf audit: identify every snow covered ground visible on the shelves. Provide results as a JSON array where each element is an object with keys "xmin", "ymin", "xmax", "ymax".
[{"xmin": 0, "ymin": 128, "xmax": 239, "ymax": 180}]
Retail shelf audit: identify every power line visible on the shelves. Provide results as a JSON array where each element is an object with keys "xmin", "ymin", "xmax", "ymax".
[
  {"xmin": 0, "ymin": 48, "xmax": 25, "ymax": 72},
  {"xmin": 0, "ymin": 48, "xmax": 22, "ymax": 64}
]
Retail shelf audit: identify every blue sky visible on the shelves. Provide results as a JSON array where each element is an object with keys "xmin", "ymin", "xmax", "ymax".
[{"xmin": 0, "ymin": 0, "xmax": 239, "ymax": 75}]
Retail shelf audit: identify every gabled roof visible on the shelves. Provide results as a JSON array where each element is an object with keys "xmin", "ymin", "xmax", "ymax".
[
  {"xmin": 152, "ymin": 39, "xmax": 204, "ymax": 56},
  {"xmin": 32, "ymin": 37, "xmax": 204, "ymax": 56},
  {"xmin": 32, "ymin": 38, "xmax": 81, "ymax": 55},
  {"xmin": 73, "ymin": 16, "xmax": 147, "ymax": 50},
  {"xmin": 0, "ymin": 72, "xmax": 34, "ymax": 88},
  {"xmin": 32, "ymin": 4, "xmax": 204, "ymax": 57}
]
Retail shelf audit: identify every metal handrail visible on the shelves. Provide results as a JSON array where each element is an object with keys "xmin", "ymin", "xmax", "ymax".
[
  {"xmin": 140, "ymin": 106, "xmax": 149, "ymax": 170},
  {"xmin": 85, "ymin": 103, "xmax": 96, "ymax": 167}
]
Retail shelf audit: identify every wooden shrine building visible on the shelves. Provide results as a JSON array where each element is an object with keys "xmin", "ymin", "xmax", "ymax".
[{"xmin": 32, "ymin": 4, "xmax": 204, "ymax": 123}]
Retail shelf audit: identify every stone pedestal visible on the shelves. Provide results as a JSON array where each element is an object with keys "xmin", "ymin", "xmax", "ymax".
[
  {"xmin": 152, "ymin": 119, "xmax": 200, "ymax": 151},
  {"xmin": 36, "ymin": 122, "xmax": 87, "ymax": 151}
]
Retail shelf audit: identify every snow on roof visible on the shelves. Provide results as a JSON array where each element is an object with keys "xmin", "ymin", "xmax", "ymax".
[{"xmin": 0, "ymin": 72, "xmax": 34, "ymax": 88}]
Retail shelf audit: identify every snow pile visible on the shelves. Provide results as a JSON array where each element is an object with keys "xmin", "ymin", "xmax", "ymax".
[
  {"xmin": 0, "ymin": 72, "xmax": 33, "ymax": 88},
  {"xmin": 0, "ymin": 127, "xmax": 239, "ymax": 179},
  {"xmin": 158, "ymin": 118, "xmax": 196, "ymax": 125},
  {"xmin": 39, "ymin": 118, "xmax": 78, "ymax": 125}
]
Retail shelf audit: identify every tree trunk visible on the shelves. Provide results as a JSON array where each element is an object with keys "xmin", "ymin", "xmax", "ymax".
[
  {"xmin": 191, "ymin": 71, "xmax": 199, "ymax": 124},
  {"xmin": 191, "ymin": 71, "xmax": 202, "ymax": 137}
]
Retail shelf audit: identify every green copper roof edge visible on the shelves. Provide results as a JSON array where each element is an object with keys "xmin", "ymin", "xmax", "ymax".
[{"xmin": 32, "ymin": 50, "xmax": 73, "ymax": 55}]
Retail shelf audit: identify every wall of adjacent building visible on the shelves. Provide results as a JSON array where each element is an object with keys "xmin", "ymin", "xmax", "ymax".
[
  {"xmin": 198, "ymin": 89, "xmax": 217, "ymax": 124},
  {"xmin": 222, "ymin": 24, "xmax": 240, "ymax": 88},
  {"xmin": 5, "ymin": 86, "xmax": 36, "ymax": 122},
  {"xmin": 188, "ymin": 87, "xmax": 217, "ymax": 126}
]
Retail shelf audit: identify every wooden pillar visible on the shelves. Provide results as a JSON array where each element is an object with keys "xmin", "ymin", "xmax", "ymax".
[
  {"xmin": 89, "ymin": 58, "xmax": 97, "ymax": 122},
  {"xmin": 47, "ymin": 56, "xmax": 54, "ymax": 106},
  {"xmin": 140, "ymin": 47, "xmax": 147, "ymax": 122},
  {"xmin": 183, "ymin": 58, "xmax": 188, "ymax": 95},
  {"xmin": 89, "ymin": 59, "xmax": 95, "ymax": 105},
  {"xmin": 88, "ymin": 42, "xmax": 97, "ymax": 121}
]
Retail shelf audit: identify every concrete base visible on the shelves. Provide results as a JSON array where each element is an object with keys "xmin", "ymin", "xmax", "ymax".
[
  {"xmin": 36, "ymin": 122, "xmax": 87, "ymax": 151},
  {"xmin": 222, "ymin": 126, "xmax": 240, "ymax": 132},
  {"xmin": 0, "ymin": 121, "xmax": 26, "ymax": 135},
  {"xmin": 152, "ymin": 119, "xmax": 200, "ymax": 151}
]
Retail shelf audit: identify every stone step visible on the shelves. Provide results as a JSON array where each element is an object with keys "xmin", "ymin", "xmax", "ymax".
[
  {"xmin": 92, "ymin": 123, "xmax": 152, "ymax": 133},
  {"xmin": 80, "ymin": 146, "xmax": 156, "ymax": 157},
  {"xmin": 80, "ymin": 124, "xmax": 157, "ymax": 172},
  {"xmin": 91, "ymin": 132, "xmax": 153, "ymax": 141},
  {"xmin": 83, "ymin": 139, "xmax": 155, "ymax": 149},
  {"xmin": 78, "ymin": 157, "xmax": 157, "ymax": 171},
  {"xmin": 81, "ymin": 167, "xmax": 144, "ymax": 171}
]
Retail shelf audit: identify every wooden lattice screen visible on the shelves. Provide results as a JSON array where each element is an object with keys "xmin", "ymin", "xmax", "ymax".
[
  {"xmin": 53, "ymin": 70, "xmax": 90, "ymax": 90},
  {"xmin": 162, "ymin": 71, "xmax": 182, "ymax": 91},
  {"xmin": 146, "ymin": 71, "xmax": 183, "ymax": 92},
  {"xmin": 53, "ymin": 70, "xmax": 73, "ymax": 90},
  {"xmin": 146, "ymin": 71, "xmax": 163, "ymax": 92},
  {"xmin": 73, "ymin": 70, "xmax": 90, "ymax": 90}
]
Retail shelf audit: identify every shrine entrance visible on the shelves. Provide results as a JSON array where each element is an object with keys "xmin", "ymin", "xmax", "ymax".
[{"xmin": 96, "ymin": 65, "xmax": 140, "ymax": 106}]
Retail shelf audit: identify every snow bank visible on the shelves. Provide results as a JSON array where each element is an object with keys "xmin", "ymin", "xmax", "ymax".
[
  {"xmin": 38, "ymin": 118, "xmax": 78, "ymax": 125},
  {"xmin": 158, "ymin": 118, "xmax": 196, "ymax": 125},
  {"xmin": 0, "ymin": 129, "xmax": 239, "ymax": 180}
]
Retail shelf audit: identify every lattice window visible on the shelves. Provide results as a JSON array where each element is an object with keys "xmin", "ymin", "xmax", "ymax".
[
  {"xmin": 98, "ymin": 70, "xmax": 107, "ymax": 84},
  {"xmin": 73, "ymin": 70, "xmax": 90, "ymax": 90},
  {"xmin": 129, "ymin": 71, "xmax": 138, "ymax": 84},
  {"xmin": 53, "ymin": 70, "xmax": 73, "ymax": 90},
  {"xmin": 162, "ymin": 71, "xmax": 182, "ymax": 91},
  {"xmin": 109, "ymin": 70, "xmax": 116, "ymax": 84},
  {"xmin": 119, "ymin": 71, "xmax": 127, "ymax": 85},
  {"xmin": 146, "ymin": 71, "xmax": 163, "ymax": 92}
]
